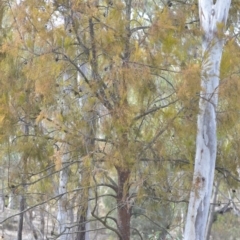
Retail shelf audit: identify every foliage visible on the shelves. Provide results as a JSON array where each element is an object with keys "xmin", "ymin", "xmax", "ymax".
[{"xmin": 0, "ymin": 1, "xmax": 240, "ymax": 240}]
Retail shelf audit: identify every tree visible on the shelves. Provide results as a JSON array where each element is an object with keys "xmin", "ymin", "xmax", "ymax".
[
  {"xmin": 0, "ymin": 1, "xmax": 187, "ymax": 238},
  {"xmin": 184, "ymin": 1, "xmax": 232, "ymax": 239},
  {"xmin": 1, "ymin": 1, "xmax": 240, "ymax": 240}
]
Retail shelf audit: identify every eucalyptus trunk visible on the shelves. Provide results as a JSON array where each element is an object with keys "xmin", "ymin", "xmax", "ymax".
[
  {"xmin": 57, "ymin": 145, "xmax": 70, "ymax": 240},
  {"xmin": 184, "ymin": 1, "xmax": 231, "ymax": 239},
  {"xmin": 205, "ymin": 180, "xmax": 220, "ymax": 240}
]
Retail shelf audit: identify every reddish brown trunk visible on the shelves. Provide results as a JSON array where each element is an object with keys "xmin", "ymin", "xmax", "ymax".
[{"xmin": 116, "ymin": 167, "xmax": 131, "ymax": 240}]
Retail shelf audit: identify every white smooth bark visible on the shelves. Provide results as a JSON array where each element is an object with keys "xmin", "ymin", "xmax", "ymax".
[
  {"xmin": 184, "ymin": 1, "xmax": 231, "ymax": 240},
  {"xmin": 57, "ymin": 145, "xmax": 70, "ymax": 240},
  {"xmin": 57, "ymin": 70, "xmax": 71, "ymax": 240}
]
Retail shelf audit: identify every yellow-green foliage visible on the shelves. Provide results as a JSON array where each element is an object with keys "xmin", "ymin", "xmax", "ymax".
[{"xmin": 0, "ymin": 0, "xmax": 240, "ymax": 238}]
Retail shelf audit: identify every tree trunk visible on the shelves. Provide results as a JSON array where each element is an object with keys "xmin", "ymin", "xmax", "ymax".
[
  {"xmin": 75, "ymin": 134, "xmax": 95, "ymax": 240},
  {"xmin": 18, "ymin": 115, "xmax": 30, "ymax": 240},
  {"xmin": 205, "ymin": 180, "xmax": 220, "ymax": 240},
  {"xmin": 184, "ymin": 1, "xmax": 231, "ymax": 240},
  {"xmin": 17, "ymin": 195, "xmax": 25, "ymax": 240},
  {"xmin": 40, "ymin": 205, "xmax": 45, "ymax": 240},
  {"xmin": 57, "ymin": 145, "xmax": 69, "ymax": 240},
  {"xmin": 75, "ymin": 212, "xmax": 87, "ymax": 240},
  {"xmin": 8, "ymin": 190, "xmax": 19, "ymax": 209},
  {"xmin": 75, "ymin": 59, "xmax": 96, "ymax": 240},
  {"xmin": 116, "ymin": 167, "xmax": 131, "ymax": 240}
]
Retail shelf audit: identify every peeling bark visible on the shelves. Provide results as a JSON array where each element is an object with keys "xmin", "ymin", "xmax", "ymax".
[{"xmin": 184, "ymin": 1, "xmax": 231, "ymax": 239}]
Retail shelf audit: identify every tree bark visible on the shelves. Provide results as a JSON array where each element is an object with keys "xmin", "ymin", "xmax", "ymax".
[
  {"xmin": 17, "ymin": 195, "xmax": 25, "ymax": 240},
  {"xmin": 184, "ymin": 1, "xmax": 231, "ymax": 240},
  {"xmin": 116, "ymin": 167, "xmax": 131, "ymax": 240},
  {"xmin": 57, "ymin": 145, "xmax": 70, "ymax": 240},
  {"xmin": 205, "ymin": 180, "xmax": 220, "ymax": 240},
  {"xmin": 75, "ymin": 62, "xmax": 95, "ymax": 240},
  {"xmin": 40, "ymin": 205, "xmax": 45, "ymax": 240},
  {"xmin": 18, "ymin": 110, "xmax": 30, "ymax": 240}
]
